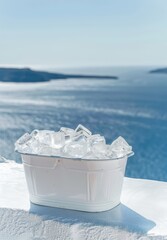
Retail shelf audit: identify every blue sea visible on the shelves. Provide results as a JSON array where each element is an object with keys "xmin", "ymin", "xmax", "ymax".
[{"xmin": 0, "ymin": 66, "xmax": 167, "ymax": 181}]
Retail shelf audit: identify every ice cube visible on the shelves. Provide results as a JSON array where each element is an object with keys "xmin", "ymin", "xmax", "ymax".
[
  {"xmin": 31, "ymin": 129, "xmax": 39, "ymax": 137},
  {"xmin": 63, "ymin": 141, "xmax": 88, "ymax": 158},
  {"xmin": 110, "ymin": 136, "xmax": 132, "ymax": 157},
  {"xmin": 60, "ymin": 127, "xmax": 75, "ymax": 143},
  {"xmin": 89, "ymin": 135, "xmax": 106, "ymax": 153},
  {"xmin": 51, "ymin": 132, "xmax": 65, "ymax": 148},
  {"xmin": 105, "ymin": 145, "xmax": 120, "ymax": 159},
  {"xmin": 88, "ymin": 134, "xmax": 101, "ymax": 140},
  {"xmin": 31, "ymin": 129, "xmax": 66, "ymax": 149},
  {"xmin": 63, "ymin": 134, "xmax": 88, "ymax": 158},
  {"xmin": 92, "ymin": 142, "xmax": 106, "ymax": 154},
  {"xmin": 60, "ymin": 127, "xmax": 75, "ymax": 136},
  {"xmin": 33, "ymin": 130, "xmax": 54, "ymax": 146},
  {"xmin": 75, "ymin": 124, "xmax": 92, "ymax": 137},
  {"xmin": 15, "ymin": 133, "xmax": 32, "ymax": 152},
  {"xmin": 89, "ymin": 135, "xmax": 105, "ymax": 145},
  {"xmin": 72, "ymin": 132, "xmax": 87, "ymax": 142},
  {"xmin": 15, "ymin": 130, "xmax": 44, "ymax": 154},
  {"xmin": 26, "ymin": 138, "xmax": 41, "ymax": 154},
  {"xmin": 38, "ymin": 146, "xmax": 53, "ymax": 156},
  {"xmin": 15, "ymin": 133, "xmax": 31, "ymax": 146}
]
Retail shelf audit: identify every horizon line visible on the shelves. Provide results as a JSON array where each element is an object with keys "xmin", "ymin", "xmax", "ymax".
[{"xmin": 0, "ymin": 64, "xmax": 166, "ymax": 70}]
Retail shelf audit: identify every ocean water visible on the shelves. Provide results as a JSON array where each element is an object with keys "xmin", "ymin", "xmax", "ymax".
[{"xmin": 0, "ymin": 66, "xmax": 167, "ymax": 181}]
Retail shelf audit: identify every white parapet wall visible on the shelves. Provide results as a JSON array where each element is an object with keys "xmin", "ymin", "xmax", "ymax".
[{"xmin": 0, "ymin": 160, "xmax": 167, "ymax": 239}]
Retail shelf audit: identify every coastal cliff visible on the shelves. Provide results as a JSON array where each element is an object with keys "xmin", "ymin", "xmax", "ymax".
[
  {"xmin": 0, "ymin": 68, "xmax": 118, "ymax": 82},
  {"xmin": 149, "ymin": 68, "xmax": 167, "ymax": 74}
]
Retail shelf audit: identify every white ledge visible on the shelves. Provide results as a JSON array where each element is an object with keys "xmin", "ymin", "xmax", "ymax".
[{"xmin": 0, "ymin": 161, "xmax": 167, "ymax": 239}]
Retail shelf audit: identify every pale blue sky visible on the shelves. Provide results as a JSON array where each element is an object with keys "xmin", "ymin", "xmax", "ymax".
[{"xmin": 0, "ymin": 0, "xmax": 167, "ymax": 68}]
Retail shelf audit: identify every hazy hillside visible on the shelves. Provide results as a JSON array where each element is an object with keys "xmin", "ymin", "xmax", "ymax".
[{"xmin": 0, "ymin": 68, "xmax": 118, "ymax": 82}]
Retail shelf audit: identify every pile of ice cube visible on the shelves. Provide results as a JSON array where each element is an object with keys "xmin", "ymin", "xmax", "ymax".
[{"xmin": 15, "ymin": 124, "xmax": 133, "ymax": 159}]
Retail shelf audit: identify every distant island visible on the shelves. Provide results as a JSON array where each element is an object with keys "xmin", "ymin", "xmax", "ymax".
[
  {"xmin": 0, "ymin": 68, "xmax": 118, "ymax": 82},
  {"xmin": 149, "ymin": 68, "xmax": 167, "ymax": 74}
]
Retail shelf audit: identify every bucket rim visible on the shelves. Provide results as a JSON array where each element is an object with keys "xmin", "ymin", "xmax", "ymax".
[{"xmin": 16, "ymin": 150, "xmax": 134, "ymax": 162}]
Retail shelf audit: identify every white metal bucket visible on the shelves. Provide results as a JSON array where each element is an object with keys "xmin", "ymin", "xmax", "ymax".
[{"xmin": 21, "ymin": 154, "xmax": 128, "ymax": 212}]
